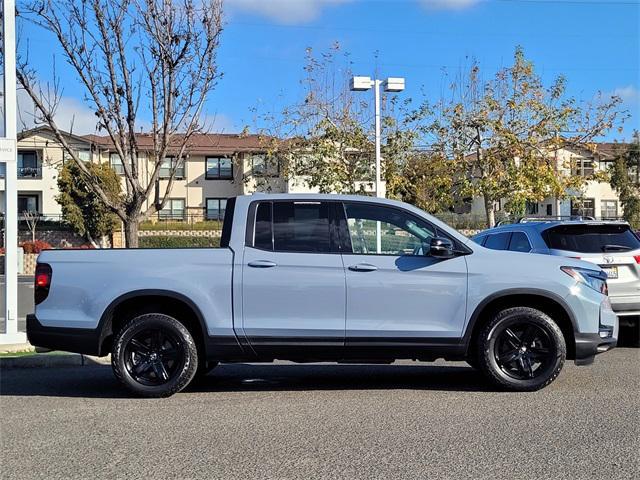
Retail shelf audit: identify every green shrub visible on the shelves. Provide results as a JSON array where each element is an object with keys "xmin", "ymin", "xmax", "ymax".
[
  {"xmin": 139, "ymin": 220, "xmax": 223, "ymax": 231},
  {"xmin": 138, "ymin": 235, "xmax": 220, "ymax": 249}
]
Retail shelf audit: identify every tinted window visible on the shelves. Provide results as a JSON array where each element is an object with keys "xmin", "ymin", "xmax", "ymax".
[
  {"xmin": 508, "ymin": 232, "xmax": 532, "ymax": 253},
  {"xmin": 344, "ymin": 203, "xmax": 436, "ymax": 255},
  {"xmin": 253, "ymin": 202, "xmax": 273, "ymax": 250},
  {"xmin": 543, "ymin": 224, "xmax": 640, "ymax": 253},
  {"xmin": 484, "ymin": 232, "xmax": 511, "ymax": 250},
  {"xmin": 273, "ymin": 202, "xmax": 331, "ymax": 253}
]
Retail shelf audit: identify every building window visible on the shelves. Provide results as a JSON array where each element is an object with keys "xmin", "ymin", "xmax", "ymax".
[
  {"xmin": 159, "ymin": 157, "xmax": 185, "ymax": 179},
  {"xmin": 250, "ymin": 155, "xmax": 279, "ymax": 177},
  {"xmin": 572, "ymin": 157, "xmax": 595, "ymax": 177},
  {"xmin": 0, "ymin": 163, "xmax": 5, "ymax": 178},
  {"xmin": 525, "ymin": 201, "xmax": 539, "ymax": 215},
  {"xmin": 206, "ymin": 157, "xmax": 233, "ymax": 179},
  {"xmin": 159, "ymin": 198, "xmax": 185, "ymax": 220},
  {"xmin": 65, "ymin": 149, "xmax": 91, "ymax": 162},
  {"xmin": 206, "ymin": 198, "xmax": 227, "ymax": 221},
  {"xmin": 17, "ymin": 150, "xmax": 40, "ymax": 178},
  {"xmin": 110, "ymin": 153, "xmax": 125, "ymax": 175},
  {"xmin": 18, "ymin": 194, "xmax": 39, "ymax": 214},
  {"xmin": 546, "ymin": 204, "xmax": 553, "ymax": 216},
  {"xmin": 570, "ymin": 198, "xmax": 595, "ymax": 218},
  {"xmin": 601, "ymin": 200, "xmax": 618, "ymax": 220}
]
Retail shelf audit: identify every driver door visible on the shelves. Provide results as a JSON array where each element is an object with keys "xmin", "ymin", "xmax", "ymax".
[{"xmin": 340, "ymin": 202, "xmax": 468, "ymax": 343}]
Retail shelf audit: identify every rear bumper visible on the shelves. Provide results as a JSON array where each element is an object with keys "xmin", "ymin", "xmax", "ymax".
[
  {"xmin": 610, "ymin": 295, "xmax": 640, "ymax": 316},
  {"xmin": 27, "ymin": 314, "xmax": 101, "ymax": 356}
]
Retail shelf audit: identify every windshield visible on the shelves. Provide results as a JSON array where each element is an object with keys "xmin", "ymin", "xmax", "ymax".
[{"xmin": 543, "ymin": 224, "xmax": 640, "ymax": 253}]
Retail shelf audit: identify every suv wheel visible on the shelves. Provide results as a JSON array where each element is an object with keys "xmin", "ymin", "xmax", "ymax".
[
  {"xmin": 112, "ymin": 313, "xmax": 199, "ymax": 397},
  {"xmin": 476, "ymin": 307, "xmax": 566, "ymax": 391}
]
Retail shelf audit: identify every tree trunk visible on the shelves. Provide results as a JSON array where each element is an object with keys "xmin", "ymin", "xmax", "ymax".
[
  {"xmin": 484, "ymin": 195, "xmax": 496, "ymax": 228},
  {"xmin": 123, "ymin": 218, "xmax": 139, "ymax": 248}
]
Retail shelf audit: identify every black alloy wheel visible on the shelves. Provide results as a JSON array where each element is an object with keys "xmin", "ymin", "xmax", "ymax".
[
  {"xmin": 493, "ymin": 322, "xmax": 555, "ymax": 380},
  {"xmin": 124, "ymin": 328, "xmax": 185, "ymax": 386}
]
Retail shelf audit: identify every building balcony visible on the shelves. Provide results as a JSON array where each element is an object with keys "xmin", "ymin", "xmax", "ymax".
[{"xmin": 18, "ymin": 167, "xmax": 42, "ymax": 179}]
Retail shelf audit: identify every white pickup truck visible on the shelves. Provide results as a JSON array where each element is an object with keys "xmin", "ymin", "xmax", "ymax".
[{"xmin": 28, "ymin": 194, "xmax": 618, "ymax": 397}]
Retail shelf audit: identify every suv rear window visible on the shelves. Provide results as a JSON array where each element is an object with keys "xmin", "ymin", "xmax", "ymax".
[{"xmin": 543, "ymin": 224, "xmax": 640, "ymax": 253}]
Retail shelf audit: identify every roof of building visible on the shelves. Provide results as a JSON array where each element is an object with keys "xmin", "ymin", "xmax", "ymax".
[{"xmin": 83, "ymin": 132, "xmax": 274, "ymax": 154}]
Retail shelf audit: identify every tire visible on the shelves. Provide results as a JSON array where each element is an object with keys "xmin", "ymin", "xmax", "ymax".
[
  {"xmin": 112, "ymin": 313, "xmax": 199, "ymax": 398},
  {"xmin": 476, "ymin": 307, "xmax": 566, "ymax": 391}
]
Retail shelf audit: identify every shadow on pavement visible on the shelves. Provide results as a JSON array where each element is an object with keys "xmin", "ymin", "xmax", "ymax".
[{"xmin": 0, "ymin": 363, "xmax": 497, "ymax": 399}]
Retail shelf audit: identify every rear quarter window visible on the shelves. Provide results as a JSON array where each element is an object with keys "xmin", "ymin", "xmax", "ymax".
[
  {"xmin": 484, "ymin": 232, "xmax": 511, "ymax": 250},
  {"xmin": 543, "ymin": 224, "xmax": 640, "ymax": 253}
]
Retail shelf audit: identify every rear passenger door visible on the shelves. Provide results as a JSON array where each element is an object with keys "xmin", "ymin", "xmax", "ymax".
[{"xmin": 241, "ymin": 200, "xmax": 346, "ymax": 355}]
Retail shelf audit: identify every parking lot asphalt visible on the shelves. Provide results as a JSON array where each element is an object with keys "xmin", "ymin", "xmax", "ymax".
[{"xmin": 1, "ymin": 348, "xmax": 638, "ymax": 480}]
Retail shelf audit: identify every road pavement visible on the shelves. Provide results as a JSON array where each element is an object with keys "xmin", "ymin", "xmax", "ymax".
[
  {"xmin": 1, "ymin": 349, "xmax": 638, "ymax": 479},
  {"xmin": 0, "ymin": 275, "xmax": 34, "ymax": 332}
]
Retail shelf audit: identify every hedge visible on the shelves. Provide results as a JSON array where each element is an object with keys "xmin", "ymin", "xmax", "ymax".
[
  {"xmin": 139, "ymin": 220, "xmax": 223, "ymax": 231},
  {"xmin": 138, "ymin": 235, "xmax": 220, "ymax": 249}
]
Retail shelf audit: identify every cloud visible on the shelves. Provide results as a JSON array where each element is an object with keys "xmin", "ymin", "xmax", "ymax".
[
  {"xmin": 420, "ymin": 0, "xmax": 481, "ymax": 10},
  {"xmin": 227, "ymin": 0, "xmax": 352, "ymax": 24},
  {"xmin": 17, "ymin": 88, "xmax": 99, "ymax": 135},
  {"xmin": 201, "ymin": 113, "xmax": 238, "ymax": 133},
  {"xmin": 610, "ymin": 85, "xmax": 640, "ymax": 106}
]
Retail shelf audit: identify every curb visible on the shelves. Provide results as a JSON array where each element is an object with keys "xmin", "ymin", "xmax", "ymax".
[{"xmin": 0, "ymin": 353, "xmax": 111, "ymax": 369}]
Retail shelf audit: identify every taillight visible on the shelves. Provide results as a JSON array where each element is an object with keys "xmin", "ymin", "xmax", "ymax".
[
  {"xmin": 34, "ymin": 263, "xmax": 52, "ymax": 305},
  {"xmin": 634, "ymin": 255, "xmax": 640, "ymax": 264}
]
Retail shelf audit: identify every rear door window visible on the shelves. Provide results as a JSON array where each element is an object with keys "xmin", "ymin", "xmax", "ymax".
[
  {"xmin": 484, "ymin": 232, "xmax": 511, "ymax": 250},
  {"xmin": 273, "ymin": 201, "xmax": 332, "ymax": 253},
  {"xmin": 508, "ymin": 232, "xmax": 532, "ymax": 253},
  {"xmin": 543, "ymin": 224, "xmax": 640, "ymax": 253}
]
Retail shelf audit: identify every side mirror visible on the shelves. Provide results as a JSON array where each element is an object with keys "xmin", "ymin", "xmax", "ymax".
[{"xmin": 429, "ymin": 236, "xmax": 455, "ymax": 258}]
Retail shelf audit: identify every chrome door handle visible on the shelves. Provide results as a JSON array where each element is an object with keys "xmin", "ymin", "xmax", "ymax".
[
  {"xmin": 248, "ymin": 260, "xmax": 277, "ymax": 268},
  {"xmin": 348, "ymin": 263, "xmax": 378, "ymax": 272}
]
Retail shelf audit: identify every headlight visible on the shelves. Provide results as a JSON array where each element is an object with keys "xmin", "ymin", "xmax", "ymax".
[{"xmin": 561, "ymin": 266, "xmax": 608, "ymax": 295}]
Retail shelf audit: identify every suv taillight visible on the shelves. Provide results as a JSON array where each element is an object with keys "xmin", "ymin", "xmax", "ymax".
[
  {"xmin": 634, "ymin": 255, "xmax": 640, "ymax": 264},
  {"xmin": 34, "ymin": 263, "xmax": 52, "ymax": 305}
]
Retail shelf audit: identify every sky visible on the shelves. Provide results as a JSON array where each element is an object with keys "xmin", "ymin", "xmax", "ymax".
[{"xmin": 14, "ymin": 0, "xmax": 640, "ymax": 140}]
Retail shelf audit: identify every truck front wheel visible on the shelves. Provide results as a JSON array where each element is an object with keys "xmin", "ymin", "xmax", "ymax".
[
  {"xmin": 476, "ymin": 307, "xmax": 566, "ymax": 391},
  {"xmin": 112, "ymin": 313, "xmax": 199, "ymax": 397}
]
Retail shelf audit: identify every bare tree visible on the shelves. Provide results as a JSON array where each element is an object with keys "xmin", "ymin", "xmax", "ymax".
[
  {"xmin": 17, "ymin": 0, "xmax": 223, "ymax": 246},
  {"xmin": 22, "ymin": 210, "xmax": 39, "ymax": 242}
]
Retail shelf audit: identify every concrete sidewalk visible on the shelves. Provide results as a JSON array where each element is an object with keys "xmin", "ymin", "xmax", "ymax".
[{"xmin": 0, "ymin": 342, "xmax": 110, "ymax": 368}]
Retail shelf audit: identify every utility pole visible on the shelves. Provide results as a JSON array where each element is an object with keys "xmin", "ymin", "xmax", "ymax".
[{"xmin": 1, "ymin": 0, "xmax": 25, "ymax": 344}]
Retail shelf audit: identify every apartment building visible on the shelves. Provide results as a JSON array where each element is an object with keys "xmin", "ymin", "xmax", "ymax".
[
  {"xmin": 465, "ymin": 143, "xmax": 628, "ymax": 220},
  {"xmin": 0, "ymin": 126, "xmax": 293, "ymax": 221},
  {"xmin": 0, "ymin": 127, "xmax": 626, "ymax": 223}
]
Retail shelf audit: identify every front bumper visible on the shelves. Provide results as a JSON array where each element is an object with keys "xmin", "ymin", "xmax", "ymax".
[
  {"xmin": 27, "ymin": 314, "xmax": 101, "ymax": 356},
  {"xmin": 574, "ymin": 333, "xmax": 617, "ymax": 365}
]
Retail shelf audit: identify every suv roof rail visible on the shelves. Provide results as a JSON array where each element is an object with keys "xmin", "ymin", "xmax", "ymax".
[{"xmin": 517, "ymin": 215, "xmax": 596, "ymax": 223}]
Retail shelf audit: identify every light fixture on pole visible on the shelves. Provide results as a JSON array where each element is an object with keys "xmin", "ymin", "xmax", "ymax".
[{"xmin": 350, "ymin": 75, "xmax": 405, "ymax": 199}]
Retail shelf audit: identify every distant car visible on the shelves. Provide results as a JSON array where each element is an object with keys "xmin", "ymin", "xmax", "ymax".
[{"xmin": 472, "ymin": 220, "xmax": 640, "ymax": 325}]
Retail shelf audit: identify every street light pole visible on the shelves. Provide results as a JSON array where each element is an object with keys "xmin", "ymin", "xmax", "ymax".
[
  {"xmin": 350, "ymin": 76, "xmax": 405, "ymax": 254},
  {"xmin": 373, "ymin": 79, "xmax": 382, "ymax": 198},
  {"xmin": 1, "ymin": 0, "xmax": 25, "ymax": 344}
]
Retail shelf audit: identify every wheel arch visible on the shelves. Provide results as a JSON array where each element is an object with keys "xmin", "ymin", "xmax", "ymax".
[
  {"xmin": 97, "ymin": 290, "xmax": 208, "ymax": 357},
  {"xmin": 464, "ymin": 289, "xmax": 577, "ymax": 360}
]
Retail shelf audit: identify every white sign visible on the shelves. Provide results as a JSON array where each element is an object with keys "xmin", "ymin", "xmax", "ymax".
[{"xmin": 0, "ymin": 138, "xmax": 17, "ymax": 163}]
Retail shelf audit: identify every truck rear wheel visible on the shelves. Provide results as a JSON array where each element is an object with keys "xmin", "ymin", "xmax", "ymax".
[
  {"xmin": 476, "ymin": 307, "xmax": 566, "ymax": 391},
  {"xmin": 112, "ymin": 313, "xmax": 199, "ymax": 398}
]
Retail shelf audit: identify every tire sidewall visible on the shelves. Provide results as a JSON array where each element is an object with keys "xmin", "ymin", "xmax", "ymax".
[{"xmin": 112, "ymin": 313, "xmax": 198, "ymax": 397}]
